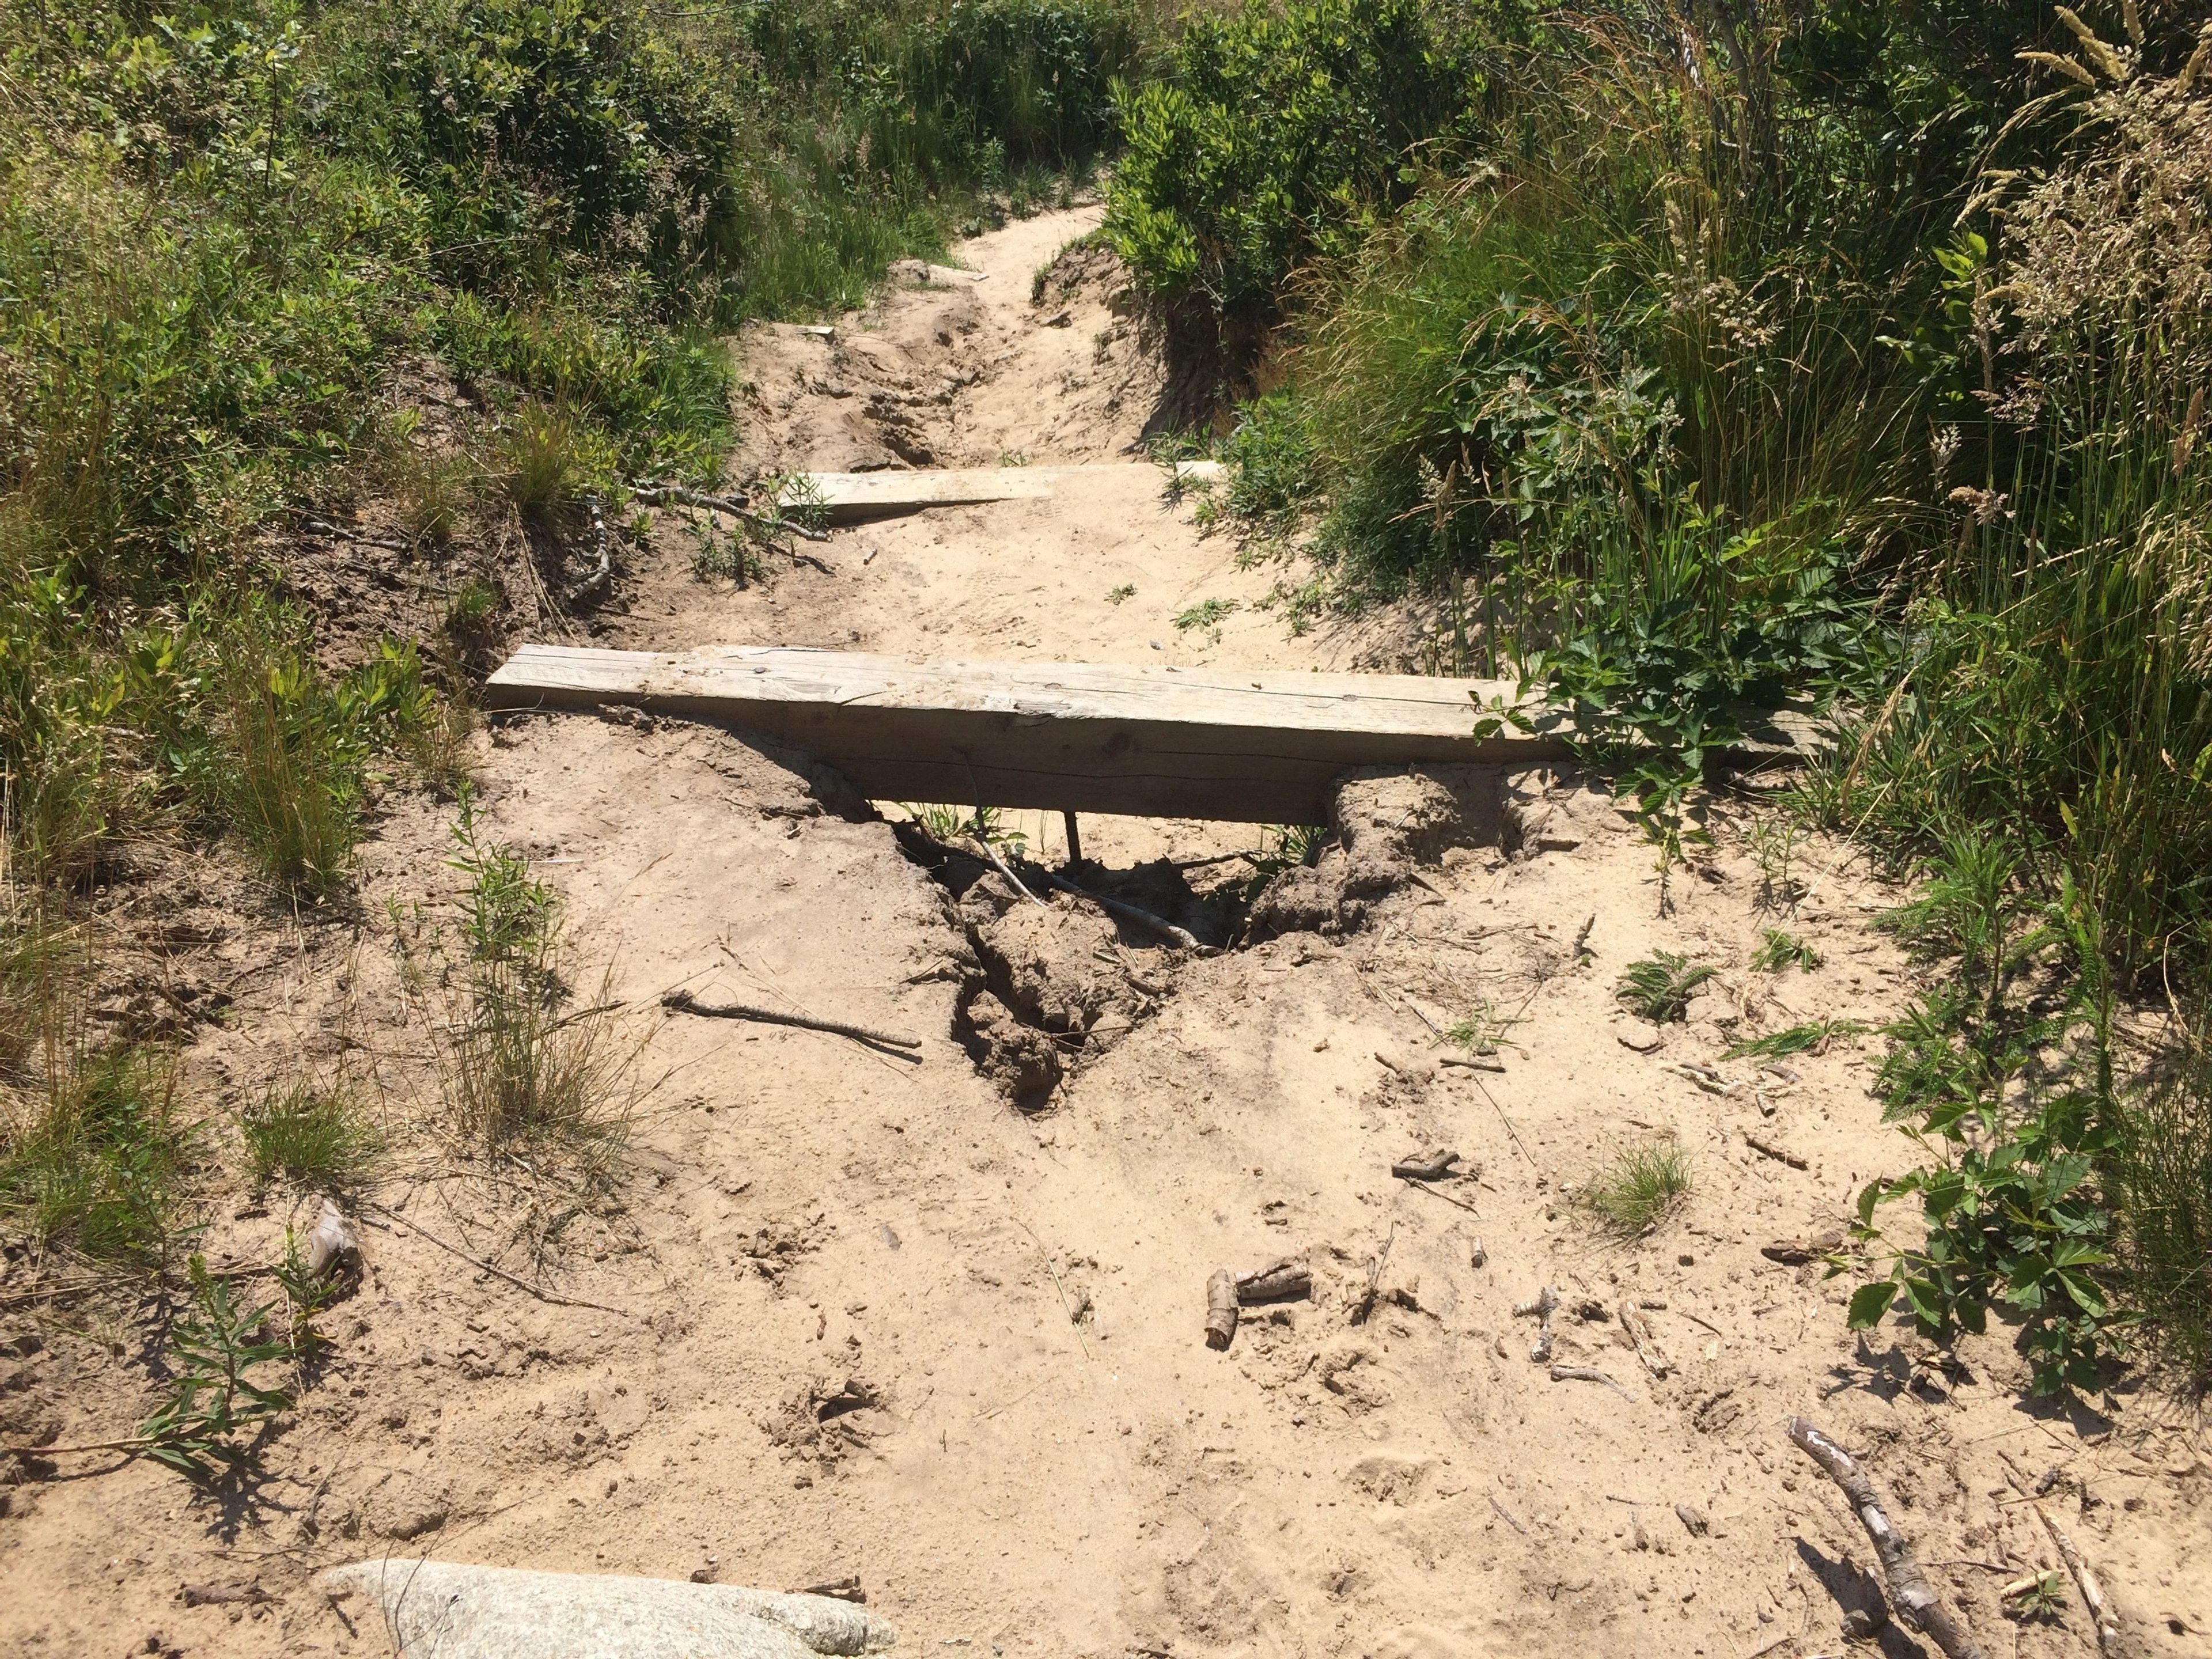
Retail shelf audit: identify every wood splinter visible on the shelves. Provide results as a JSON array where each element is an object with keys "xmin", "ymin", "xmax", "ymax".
[
  {"xmin": 1203, "ymin": 1269, "xmax": 1239, "ymax": 1350},
  {"xmin": 1513, "ymin": 1285, "xmax": 1561, "ymax": 1363},
  {"xmin": 1618, "ymin": 1298, "xmax": 1672, "ymax": 1378},
  {"xmin": 1786, "ymin": 1416, "xmax": 1987, "ymax": 1659},
  {"xmin": 1235, "ymin": 1258, "xmax": 1312, "ymax": 1305}
]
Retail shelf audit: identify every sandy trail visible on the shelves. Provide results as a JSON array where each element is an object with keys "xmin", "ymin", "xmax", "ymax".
[{"xmin": 4, "ymin": 207, "xmax": 2206, "ymax": 1659}]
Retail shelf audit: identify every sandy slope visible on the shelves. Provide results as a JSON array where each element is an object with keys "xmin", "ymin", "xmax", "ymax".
[{"xmin": 3, "ymin": 206, "xmax": 2206, "ymax": 1659}]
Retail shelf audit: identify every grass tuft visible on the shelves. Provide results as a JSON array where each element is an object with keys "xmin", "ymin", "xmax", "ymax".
[
  {"xmin": 1577, "ymin": 1139, "xmax": 1692, "ymax": 1240},
  {"xmin": 238, "ymin": 1078, "xmax": 382, "ymax": 1193},
  {"xmin": 0, "ymin": 1045, "xmax": 194, "ymax": 1267}
]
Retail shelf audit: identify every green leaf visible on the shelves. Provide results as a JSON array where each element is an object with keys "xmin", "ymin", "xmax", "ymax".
[{"xmin": 1846, "ymin": 1279, "xmax": 1897, "ymax": 1330}]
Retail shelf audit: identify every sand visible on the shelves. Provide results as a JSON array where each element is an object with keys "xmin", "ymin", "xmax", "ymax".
[{"xmin": 2, "ymin": 206, "xmax": 2205, "ymax": 1659}]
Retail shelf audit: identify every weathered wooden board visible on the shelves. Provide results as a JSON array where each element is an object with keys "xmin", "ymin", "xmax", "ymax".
[
  {"xmin": 785, "ymin": 462, "xmax": 1224, "ymax": 524},
  {"xmin": 486, "ymin": 644, "xmax": 1565, "ymax": 823}
]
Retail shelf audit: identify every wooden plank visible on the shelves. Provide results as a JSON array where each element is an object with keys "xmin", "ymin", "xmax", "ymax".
[
  {"xmin": 785, "ymin": 462, "xmax": 1223, "ymax": 524},
  {"xmin": 486, "ymin": 645, "xmax": 1567, "ymax": 824}
]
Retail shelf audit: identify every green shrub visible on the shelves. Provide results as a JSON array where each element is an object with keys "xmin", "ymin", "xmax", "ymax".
[{"xmin": 1105, "ymin": 0, "xmax": 1490, "ymax": 365}]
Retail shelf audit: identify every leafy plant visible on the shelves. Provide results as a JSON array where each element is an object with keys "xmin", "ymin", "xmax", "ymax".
[
  {"xmin": 1751, "ymin": 929, "xmax": 1821, "ymax": 974},
  {"xmin": 1173, "ymin": 597, "xmax": 1237, "ymax": 642},
  {"xmin": 1106, "ymin": 584, "xmax": 1135, "ymax": 604},
  {"xmin": 1724, "ymin": 1018, "xmax": 1863, "ymax": 1061},
  {"xmin": 137, "ymin": 1256, "xmax": 295, "ymax": 1483},
  {"xmin": 1616, "ymin": 953, "xmax": 1718, "ymax": 1024},
  {"xmin": 1237, "ymin": 823, "xmax": 1330, "ymax": 900},
  {"xmin": 1577, "ymin": 1139, "xmax": 1692, "ymax": 1239},
  {"xmin": 1749, "ymin": 816, "xmax": 1805, "ymax": 913},
  {"xmin": 1846, "ymin": 876, "xmax": 2126, "ymax": 1396}
]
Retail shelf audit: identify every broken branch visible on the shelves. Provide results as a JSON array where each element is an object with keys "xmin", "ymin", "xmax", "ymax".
[
  {"xmin": 1618, "ymin": 1298, "xmax": 1673, "ymax": 1378},
  {"xmin": 1513, "ymin": 1285, "xmax": 1561, "ymax": 1363},
  {"xmin": 629, "ymin": 482, "xmax": 831, "ymax": 541},
  {"xmin": 1234, "ymin": 1259, "xmax": 1312, "ymax": 1305},
  {"xmin": 1786, "ymin": 1416, "xmax": 1986, "ymax": 1659}
]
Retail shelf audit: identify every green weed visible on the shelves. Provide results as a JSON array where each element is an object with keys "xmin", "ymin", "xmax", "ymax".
[
  {"xmin": 1577, "ymin": 1139, "xmax": 1692, "ymax": 1239},
  {"xmin": 0, "ymin": 1046, "xmax": 194, "ymax": 1267},
  {"xmin": 1173, "ymin": 598, "xmax": 1237, "ymax": 642},
  {"xmin": 1107, "ymin": 584, "xmax": 1135, "ymax": 604},
  {"xmin": 1616, "ymin": 954, "xmax": 1718, "ymax": 1025},
  {"xmin": 238, "ymin": 1079, "xmax": 381, "ymax": 1192},
  {"xmin": 437, "ymin": 790, "xmax": 635, "ymax": 1166},
  {"xmin": 1724, "ymin": 1019, "xmax": 1863, "ymax": 1061},
  {"xmin": 1751, "ymin": 929, "xmax": 1821, "ymax": 974},
  {"xmin": 136, "ymin": 1255, "xmax": 296, "ymax": 1485}
]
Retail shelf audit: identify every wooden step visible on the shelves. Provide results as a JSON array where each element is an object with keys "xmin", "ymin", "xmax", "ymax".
[
  {"xmin": 782, "ymin": 461, "xmax": 1224, "ymax": 524},
  {"xmin": 486, "ymin": 645, "xmax": 1564, "ymax": 824}
]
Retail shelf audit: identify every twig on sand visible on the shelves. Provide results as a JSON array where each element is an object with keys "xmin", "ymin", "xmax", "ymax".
[
  {"xmin": 1488, "ymin": 1494, "xmax": 1528, "ymax": 1536},
  {"xmin": 1354, "ymin": 1222, "xmax": 1397, "ymax": 1325},
  {"xmin": 2034, "ymin": 1502, "xmax": 2118, "ymax": 1652},
  {"xmin": 1031, "ymin": 866, "xmax": 1206, "ymax": 952},
  {"xmin": 1551, "ymin": 1363, "xmax": 1637, "ymax": 1402},
  {"xmin": 1745, "ymin": 1133, "xmax": 1809, "ymax": 1169},
  {"xmin": 972, "ymin": 835, "xmax": 1047, "ymax": 908},
  {"xmin": 362, "ymin": 1200, "xmax": 633, "ymax": 1319},
  {"xmin": 1786, "ymin": 1416, "xmax": 1987, "ymax": 1659},
  {"xmin": 629, "ymin": 482, "xmax": 831, "ymax": 541},
  {"xmin": 661, "ymin": 987, "xmax": 923, "ymax": 1054}
]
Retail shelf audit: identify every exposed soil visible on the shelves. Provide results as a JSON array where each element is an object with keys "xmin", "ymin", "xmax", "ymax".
[{"xmin": 4, "ymin": 206, "xmax": 2206, "ymax": 1659}]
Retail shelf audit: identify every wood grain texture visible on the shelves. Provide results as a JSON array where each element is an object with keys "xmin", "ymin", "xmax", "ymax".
[{"xmin": 484, "ymin": 644, "xmax": 1557, "ymax": 823}]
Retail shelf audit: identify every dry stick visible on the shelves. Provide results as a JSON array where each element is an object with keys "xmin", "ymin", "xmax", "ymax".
[
  {"xmin": 1551, "ymin": 1363, "xmax": 1636, "ymax": 1402},
  {"xmin": 1488, "ymin": 1493, "xmax": 1528, "ymax": 1536},
  {"xmin": 361, "ymin": 1200, "xmax": 632, "ymax": 1319},
  {"xmin": 972, "ymin": 834, "xmax": 1047, "ymax": 908},
  {"xmin": 1402, "ymin": 1177, "xmax": 1482, "ymax": 1218},
  {"xmin": 1014, "ymin": 1218, "xmax": 1092, "ymax": 1363},
  {"xmin": 1786, "ymin": 1416, "xmax": 1987, "ymax": 1659},
  {"xmin": 1031, "ymin": 866, "xmax": 1206, "ymax": 953},
  {"xmin": 1471, "ymin": 1074, "xmax": 1532, "ymax": 1164},
  {"xmin": 1671, "ymin": 1304, "xmax": 1727, "ymax": 1338},
  {"xmin": 628, "ymin": 483, "xmax": 831, "ymax": 541},
  {"xmin": 4, "ymin": 1430, "xmax": 150, "ymax": 1461},
  {"xmin": 1619, "ymin": 1299, "xmax": 1673, "ymax": 1378},
  {"xmin": 1355, "ymin": 1222, "xmax": 1397, "ymax": 1324},
  {"xmin": 1744, "ymin": 1132, "xmax": 1809, "ymax": 1169},
  {"xmin": 661, "ymin": 988, "xmax": 923, "ymax": 1054},
  {"xmin": 2034, "ymin": 1503, "xmax": 2118, "ymax": 1653}
]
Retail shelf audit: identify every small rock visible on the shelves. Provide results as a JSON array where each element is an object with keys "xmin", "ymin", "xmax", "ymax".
[
  {"xmin": 1677, "ymin": 1253, "xmax": 1696, "ymax": 1267},
  {"xmin": 1675, "ymin": 1503, "xmax": 1709, "ymax": 1537},
  {"xmin": 1616, "ymin": 1022, "xmax": 1663, "ymax": 1053},
  {"xmin": 1469, "ymin": 1240, "xmax": 1487, "ymax": 1268}
]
